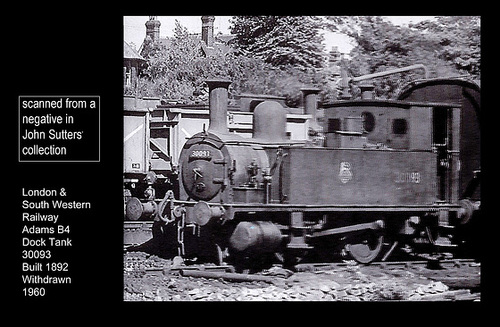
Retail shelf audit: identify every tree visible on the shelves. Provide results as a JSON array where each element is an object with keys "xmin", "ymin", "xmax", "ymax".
[
  {"xmin": 133, "ymin": 18, "xmax": 336, "ymax": 106},
  {"xmin": 138, "ymin": 20, "xmax": 209, "ymax": 101},
  {"xmin": 410, "ymin": 16, "xmax": 480, "ymax": 77},
  {"xmin": 229, "ymin": 16, "xmax": 326, "ymax": 70},
  {"xmin": 324, "ymin": 16, "xmax": 480, "ymax": 98}
]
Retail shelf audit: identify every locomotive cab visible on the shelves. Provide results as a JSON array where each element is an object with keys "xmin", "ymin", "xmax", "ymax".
[{"xmin": 322, "ymin": 97, "xmax": 462, "ymax": 205}]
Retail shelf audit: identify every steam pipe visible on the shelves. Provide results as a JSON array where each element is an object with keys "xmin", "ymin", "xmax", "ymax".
[{"xmin": 350, "ymin": 64, "xmax": 429, "ymax": 83}]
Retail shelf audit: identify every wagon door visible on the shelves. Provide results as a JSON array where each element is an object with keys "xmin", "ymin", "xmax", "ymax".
[
  {"xmin": 433, "ymin": 106, "xmax": 461, "ymax": 203},
  {"xmin": 124, "ymin": 112, "xmax": 149, "ymax": 174}
]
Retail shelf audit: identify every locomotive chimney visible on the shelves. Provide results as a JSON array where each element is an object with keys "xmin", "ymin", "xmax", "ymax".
[{"xmin": 206, "ymin": 79, "xmax": 231, "ymax": 134}]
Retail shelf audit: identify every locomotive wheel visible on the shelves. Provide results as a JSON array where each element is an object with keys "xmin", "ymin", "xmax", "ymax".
[{"xmin": 346, "ymin": 233, "xmax": 384, "ymax": 264}]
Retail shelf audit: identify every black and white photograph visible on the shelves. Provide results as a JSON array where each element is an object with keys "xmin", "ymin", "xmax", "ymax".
[{"xmin": 122, "ymin": 16, "xmax": 481, "ymax": 302}]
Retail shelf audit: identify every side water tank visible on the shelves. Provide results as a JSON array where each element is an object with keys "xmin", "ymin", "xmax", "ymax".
[{"xmin": 252, "ymin": 101, "xmax": 287, "ymax": 141}]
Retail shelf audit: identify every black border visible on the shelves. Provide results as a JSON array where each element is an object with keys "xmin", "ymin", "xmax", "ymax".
[{"xmin": 8, "ymin": 6, "xmax": 491, "ymax": 319}]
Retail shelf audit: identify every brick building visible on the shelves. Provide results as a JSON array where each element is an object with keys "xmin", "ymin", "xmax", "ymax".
[
  {"xmin": 140, "ymin": 16, "xmax": 233, "ymax": 56},
  {"xmin": 123, "ymin": 41, "xmax": 145, "ymax": 91}
]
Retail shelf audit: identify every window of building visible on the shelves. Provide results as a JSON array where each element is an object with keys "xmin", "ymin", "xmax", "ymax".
[
  {"xmin": 327, "ymin": 118, "xmax": 341, "ymax": 133},
  {"xmin": 392, "ymin": 119, "xmax": 408, "ymax": 135},
  {"xmin": 362, "ymin": 111, "xmax": 375, "ymax": 132},
  {"xmin": 125, "ymin": 67, "xmax": 132, "ymax": 86}
]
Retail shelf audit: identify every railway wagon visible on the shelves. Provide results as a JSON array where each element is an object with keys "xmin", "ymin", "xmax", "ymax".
[
  {"xmin": 154, "ymin": 78, "xmax": 480, "ymax": 266},
  {"xmin": 397, "ymin": 78, "xmax": 480, "ymax": 202},
  {"xmin": 123, "ymin": 97, "xmax": 174, "ymax": 221},
  {"xmin": 397, "ymin": 78, "xmax": 481, "ymax": 256}
]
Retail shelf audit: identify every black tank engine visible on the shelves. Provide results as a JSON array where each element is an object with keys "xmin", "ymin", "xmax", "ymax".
[{"xmin": 151, "ymin": 78, "xmax": 480, "ymax": 266}]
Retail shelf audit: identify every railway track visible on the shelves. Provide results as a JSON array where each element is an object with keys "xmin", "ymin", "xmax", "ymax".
[
  {"xmin": 124, "ymin": 220, "xmax": 480, "ymax": 301},
  {"xmin": 295, "ymin": 258, "xmax": 479, "ymax": 271},
  {"xmin": 124, "ymin": 251, "xmax": 480, "ymax": 301},
  {"xmin": 124, "ymin": 221, "xmax": 154, "ymax": 247},
  {"xmin": 129, "ymin": 258, "xmax": 479, "ymax": 276}
]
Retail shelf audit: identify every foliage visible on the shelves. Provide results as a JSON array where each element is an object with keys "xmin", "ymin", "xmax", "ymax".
[
  {"xmin": 131, "ymin": 16, "xmax": 480, "ymax": 103},
  {"xmin": 138, "ymin": 21, "xmax": 205, "ymax": 101},
  {"xmin": 410, "ymin": 16, "xmax": 480, "ymax": 76},
  {"xmin": 324, "ymin": 16, "xmax": 480, "ymax": 98},
  {"xmin": 134, "ymin": 19, "xmax": 333, "ymax": 106},
  {"xmin": 229, "ymin": 16, "xmax": 325, "ymax": 70}
]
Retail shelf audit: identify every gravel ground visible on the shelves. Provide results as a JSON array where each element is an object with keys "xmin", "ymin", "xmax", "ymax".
[{"xmin": 123, "ymin": 252, "xmax": 480, "ymax": 301}]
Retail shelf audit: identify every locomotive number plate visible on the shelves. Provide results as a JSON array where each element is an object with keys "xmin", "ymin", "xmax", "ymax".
[
  {"xmin": 190, "ymin": 150, "xmax": 211, "ymax": 159},
  {"xmin": 394, "ymin": 172, "xmax": 421, "ymax": 184}
]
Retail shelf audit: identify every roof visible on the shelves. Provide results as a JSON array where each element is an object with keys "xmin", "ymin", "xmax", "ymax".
[
  {"xmin": 124, "ymin": 41, "xmax": 145, "ymax": 61},
  {"xmin": 396, "ymin": 77, "xmax": 480, "ymax": 100},
  {"xmin": 140, "ymin": 33, "xmax": 235, "ymax": 57}
]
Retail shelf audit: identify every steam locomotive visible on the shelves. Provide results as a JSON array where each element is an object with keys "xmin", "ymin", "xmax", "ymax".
[{"xmin": 129, "ymin": 76, "xmax": 480, "ymax": 267}]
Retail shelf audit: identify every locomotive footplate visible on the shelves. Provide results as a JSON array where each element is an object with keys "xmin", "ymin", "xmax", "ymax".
[
  {"xmin": 217, "ymin": 203, "xmax": 461, "ymax": 212},
  {"xmin": 168, "ymin": 199, "xmax": 461, "ymax": 211}
]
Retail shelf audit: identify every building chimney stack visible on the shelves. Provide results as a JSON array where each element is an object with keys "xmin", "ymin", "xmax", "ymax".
[
  {"xmin": 145, "ymin": 16, "xmax": 161, "ymax": 42},
  {"xmin": 206, "ymin": 79, "xmax": 231, "ymax": 134},
  {"xmin": 201, "ymin": 16, "xmax": 215, "ymax": 47}
]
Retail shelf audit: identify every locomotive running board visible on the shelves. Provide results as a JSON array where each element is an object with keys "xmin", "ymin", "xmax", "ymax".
[
  {"xmin": 170, "ymin": 200, "xmax": 460, "ymax": 212},
  {"xmin": 222, "ymin": 203, "xmax": 461, "ymax": 213}
]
